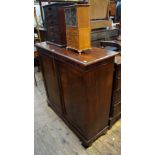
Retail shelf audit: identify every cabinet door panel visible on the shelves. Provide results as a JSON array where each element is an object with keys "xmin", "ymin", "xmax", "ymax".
[
  {"xmin": 59, "ymin": 62, "xmax": 114, "ymax": 139},
  {"xmin": 40, "ymin": 54, "xmax": 62, "ymax": 114}
]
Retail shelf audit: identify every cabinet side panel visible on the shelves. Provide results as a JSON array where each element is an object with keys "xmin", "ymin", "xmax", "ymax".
[
  {"xmin": 58, "ymin": 6, "xmax": 67, "ymax": 44},
  {"xmin": 84, "ymin": 63, "xmax": 114, "ymax": 138},
  {"xmin": 79, "ymin": 28, "xmax": 91, "ymax": 50},
  {"xmin": 77, "ymin": 6, "xmax": 91, "ymax": 28}
]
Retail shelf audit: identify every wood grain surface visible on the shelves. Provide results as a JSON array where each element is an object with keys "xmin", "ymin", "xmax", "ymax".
[
  {"xmin": 34, "ymin": 70, "xmax": 121, "ymax": 155},
  {"xmin": 36, "ymin": 43, "xmax": 119, "ymax": 146}
]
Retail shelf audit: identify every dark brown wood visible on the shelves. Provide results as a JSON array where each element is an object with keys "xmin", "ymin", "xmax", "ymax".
[
  {"xmin": 109, "ymin": 55, "xmax": 121, "ymax": 128},
  {"xmin": 36, "ymin": 42, "xmax": 118, "ymax": 147},
  {"xmin": 43, "ymin": 2, "xmax": 74, "ymax": 47},
  {"xmin": 40, "ymin": 54, "xmax": 63, "ymax": 115}
]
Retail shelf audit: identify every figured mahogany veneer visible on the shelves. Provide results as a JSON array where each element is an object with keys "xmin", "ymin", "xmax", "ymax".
[{"xmin": 36, "ymin": 42, "xmax": 118, "ymax": 147}]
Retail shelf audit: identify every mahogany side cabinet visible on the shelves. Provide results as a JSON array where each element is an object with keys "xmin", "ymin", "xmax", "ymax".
[{"xmin": 36, "ymin": 42, "xmax": 118, "ymax": 147}]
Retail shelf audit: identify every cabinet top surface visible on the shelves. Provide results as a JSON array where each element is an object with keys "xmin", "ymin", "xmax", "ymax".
[{"xmin": 36, "ymin": 42, "xmax": 118, "ymax": 67}]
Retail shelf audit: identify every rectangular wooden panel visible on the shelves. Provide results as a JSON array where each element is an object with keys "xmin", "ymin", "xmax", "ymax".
[
  {"xmin": 40, "ymin": 54, "xmax": 62, "ymax": 115},
  {"xmin": 59, "ymin": 62, "xmax": 114, "ymax": 140},
  {"xmin": 78, "ymin": 28, "xmax": 91, "ymax": 50},
  {"xmin": 77, "ymin": 6, "xmax": 90, "ymax": 28},
  {"xmin": 89, "ymin": 0, "xmax": 109, "ymax": 20}
]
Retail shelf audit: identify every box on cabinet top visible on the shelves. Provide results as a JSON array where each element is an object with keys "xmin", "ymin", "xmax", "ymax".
[
  {"xmin": 36, "ymin": 42, "xmax": 118, "ymax": 70},
  {"xmin": 64, "ymin": 4, "xmax": 90, "ymax": 28}
]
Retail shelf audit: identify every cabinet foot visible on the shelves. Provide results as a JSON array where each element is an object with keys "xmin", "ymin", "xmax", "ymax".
[{"xmin": 82, "ymin": 142, "xmax": 91, "ymax": 148}]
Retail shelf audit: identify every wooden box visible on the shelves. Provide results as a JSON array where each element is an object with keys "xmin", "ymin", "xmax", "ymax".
[
  {"xmin": 64, "ymin": 4, "xmax": 91, "ymax": 53},
  {"xmin": 43, "ymin": 2, "xmax": 73, "ymax": 47},
  {"xmin": 36, "ymin": 42, "xmax": 118, "ymax": 147}
]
